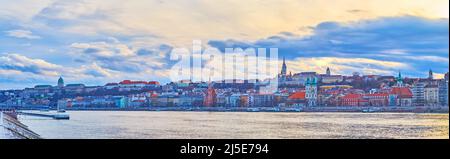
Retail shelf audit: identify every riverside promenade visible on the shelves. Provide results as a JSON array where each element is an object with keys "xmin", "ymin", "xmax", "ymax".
[{"xmin": 1, "ymin": 112, "xmax": 41, "ymax": 139}]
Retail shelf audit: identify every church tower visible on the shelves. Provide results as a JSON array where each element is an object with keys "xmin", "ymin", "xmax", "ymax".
[
  {"xmin": 58, "ymin": 76, "xmax": 64, "ymax": 88},
  {"xmin": 396, "ymin": 72, "xmax": 404, "ymax": 87},
  {"xmin": 203, "ymin": 81, "xmax": 217, "ymax": 107},
  {"xmin": 281, "ymin": 57, "xmax": 287, "ymax": 76},
  {"xmin": 326, "ymin": 67, "xmax": 331, "ymax": 76},
  {"xmin": 429, "ymin": 69, "xmax": 433, "ymax": 80},
  {"xmin": 305, "ymin": 77, "xmax": 318, "ymax": 107}
]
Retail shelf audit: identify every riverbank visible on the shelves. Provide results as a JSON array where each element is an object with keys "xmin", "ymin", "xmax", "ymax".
[
  {"xmin": 1, "ymin": 112, "xmax": 41, "ymax": 139},
  {"xmin": 13, "ymin": 106, "xmax": 449, "ymax": 113}
]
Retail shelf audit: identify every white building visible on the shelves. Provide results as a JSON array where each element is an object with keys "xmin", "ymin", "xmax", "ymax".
[
  {"xmin": 424, "ymin": 85, "xmax": 439, "ymax": 106},
  {"xmin": 412, "ymin": 83, "xmax": 425, "ymax": 106},
  {"xmin": 439, "ymin": 79, "xmax": 448, "ymax": 106},
  {"xmin": 305, "ymin": 77, "xmax": 318, "ymax": 106},
  {"xmin": 321, "ymin": 75, "xmax": 344, "ymax": 84}
]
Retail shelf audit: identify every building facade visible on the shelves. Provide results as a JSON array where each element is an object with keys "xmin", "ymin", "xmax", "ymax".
[
  {"xmin": 424, "ymin": 85, "xmax": 439, "ymax": 106},
  {"xmin": 438, "ymin": 79, "xmax": 449, "ymax": 106},
  {"xmin": 412, "ymin": 83, "xmax": 426, "ymax": 106},
  {"xmin": 305, "ymin": 77, "xmax": 318, "ymax": 106}
]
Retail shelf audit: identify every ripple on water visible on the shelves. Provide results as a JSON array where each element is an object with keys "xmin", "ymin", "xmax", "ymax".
[{"xmin": 19, "ymin": 111, "xmax": 449, "ymax": 139}]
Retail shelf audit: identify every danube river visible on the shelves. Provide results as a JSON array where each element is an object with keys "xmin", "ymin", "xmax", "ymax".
[{"xmin": 19, "ymin": 111, "xmax": 449, "ymax": 139}]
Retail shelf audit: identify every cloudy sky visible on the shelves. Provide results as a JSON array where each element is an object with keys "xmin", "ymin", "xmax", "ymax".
[{"xmin": 0, "ymin": 0, "xmax": 448, "ymax": 89}]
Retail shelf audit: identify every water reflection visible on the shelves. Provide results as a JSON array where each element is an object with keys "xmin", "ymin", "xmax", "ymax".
[{"xmin": 20, "ymin": 111, "xmax": 449, "ymax": 139}]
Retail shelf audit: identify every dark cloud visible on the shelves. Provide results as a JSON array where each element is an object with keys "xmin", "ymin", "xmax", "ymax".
[
  {"xmin": 136, "ymin": 49, "xmax": 154, "ymax": 56},
  {"xmin": 83, "ymin": 48, "xmax": 100, "ymax": 54},
  {"xmin": 208, "ymin": 16, "xmax": 449, "ymax": 76},
  {"xmin": 71, "ymin": 41, "xmax": 174, "ymax": 74}
]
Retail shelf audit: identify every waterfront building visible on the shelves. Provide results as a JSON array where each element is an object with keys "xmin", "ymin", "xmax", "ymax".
[
  {"xmin": 287, "ymin": 91, "xmax": 306, "ymax": 107},
  {"xmin": 229, "ymin": 94, "xmax": 242, "ymax": 107},
  {"xmin": 273, "ymin": 92, "xmax": 289, "ymax": 107},
  {"xmin": 63, "ymin": 96, "xmax": 92, "ymax": 108},
  {"xmin": 305, "ymin": 77, "xmax": 318, "ymax": 106},
  {"xmin": 152, "ymin": 95, "xmax": 177, "ymax": 107},
  {"xmin": 438, "ymin": 79, "xmax": 449, "ymax": 106},
  {"xmin": 388, "ymin": 94, "xmax": 397, "ymax": 106},
  {"xmin": 128, "ymin": 94, "xmax": 148, "ymax": 108},
  {"xmin": 412, "ymin": 83, "xmax": 426, "ymax": 106},
  {"xmin": 391, "ymin": 72, "xmax": 413, "ymax": 106},
  {"xmin": 57, "ymin": 99, "xmax": 71, "ymax": 109},
  {"xmin": 215, "ymin": 93, "xmax": 228, "ymax": 107},
  {"xmin": 4, "ymin": 99, "xmax": 24, "ymax": 107},
  {"xmin": 175, "ymin": 96, "xmax": 203, "ymax": 107},
  {"xmin": 391, "ymin": 87, "xmax": 413, "ymax": 106},
  {"xmin": 364, "ymin": 93, "xmax": 389, "ymax": 106},
  {"xmin": 203, "ymin": 82, "xmax": 217, "ymax": 107},
  {"xmin": 249, "ymin": 94, "xmax": 275, "ymax": 107},
  {"xmin": 114, "ymin": 96, "xmax": 128, "ymax": 108},
  {"xmin": 424, "ymin": 85, "xmax": 439, "ymax": 106},
  {"xmin": 341, "ymin": 94, "xmax": 368, "ymax": 106},
  {"xmin": 240, "ymin": 94, "xmax": 250, "ymax": 107}
]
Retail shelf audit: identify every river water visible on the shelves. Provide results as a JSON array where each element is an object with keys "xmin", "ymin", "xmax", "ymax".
[{"xmin": 19, "ymin": 111, "xmax": 449, "ymax": 139}]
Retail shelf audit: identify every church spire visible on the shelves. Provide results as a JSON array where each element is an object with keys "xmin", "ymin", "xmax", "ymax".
[
  {"xmin": 281, "ymin": 56, "xmax": 287, "ymax": 75},
  {"xmin": 396, "ymin": 71, "xmax": 403, "ymax": 87},
  {"xmin": 429, "ymin": 69, "xmax": 433, "ymax": 80},
  {"xmin": 326, "ymin": 67, "xmax": 331, "ymax": 76}
]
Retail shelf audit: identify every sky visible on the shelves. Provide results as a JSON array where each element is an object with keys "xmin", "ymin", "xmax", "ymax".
[{"xmin": 0, "ymin": 0, "xmax": 448, "ymax": 89}]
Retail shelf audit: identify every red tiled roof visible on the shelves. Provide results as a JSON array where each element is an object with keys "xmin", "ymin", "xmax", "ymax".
[
  {"xmin": 390, "ymin": 87, "xmax": 413, "ymax": 98},
  {"xmin": 342, "ymin": 93, "xmax": 363, "ymax": 99},
  {"xmin": 328, "ymin": 90, "xmax": 340, "ymax": 95},
  {"xmin": 148, "ymin": 81, "xmax": 160, "ymax": 85},
  {"xmin": 120, "ymin": 80, "xmax": 146, "ymax": 85},
  {"xmin": 119, "ymin": 80, "xmax": 160, "ymax": 85},
  {"xmin": 288, "ymin": 92, "xmax": 306, "ymax": 100},
  {"xmin": 365, "ymin": 93, "xmax": 389, "ymax": 97}
]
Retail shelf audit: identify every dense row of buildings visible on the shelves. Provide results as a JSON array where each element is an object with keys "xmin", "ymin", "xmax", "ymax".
[{"xmin": 1, "ymin": 59, "xmax": 449, "ymax": 109}]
